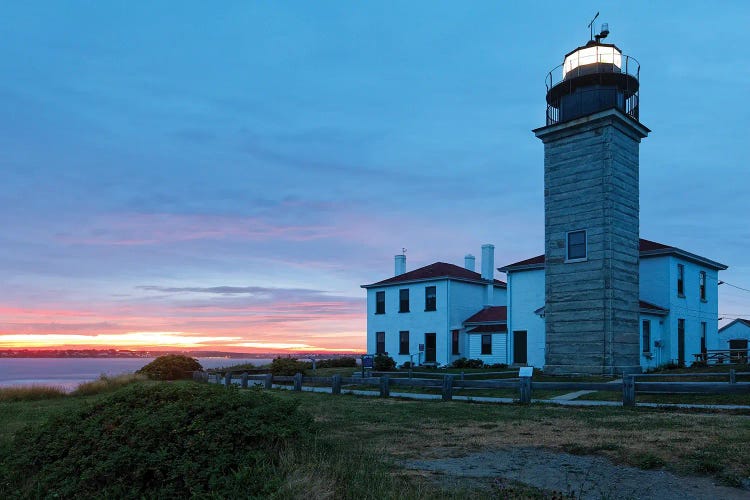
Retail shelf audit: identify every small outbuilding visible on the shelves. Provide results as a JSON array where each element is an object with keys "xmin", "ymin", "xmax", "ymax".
[{"xmin": 718, "ymin": 319, "xmax": 750, "ymax": 360}]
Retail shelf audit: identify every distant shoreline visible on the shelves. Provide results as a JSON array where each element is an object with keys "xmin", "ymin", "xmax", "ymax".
[{"xmin": 0, "ymin": 349, "xmax": 364, "ymax": 359}]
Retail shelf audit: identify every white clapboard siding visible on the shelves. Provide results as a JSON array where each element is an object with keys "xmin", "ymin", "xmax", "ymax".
[{"xmin": 467, "ymin": 333, "xmax": 507, "ymax": 364}]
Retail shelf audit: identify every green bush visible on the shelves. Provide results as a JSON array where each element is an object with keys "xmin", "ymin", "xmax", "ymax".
[
  {"xmin": 451, "ymin": 357, "xmax": 485, "ymax": 369},
  {"xmin": 316, "ymin": 357, "xmax": 357, "ymax": 368},
  {"xmin": 271, "ymin": 357, "xmax": 310, "ymax": 376},
  {"xmin": 136, "ymin": 354, "xmax": 203, "ymax": 380},
  {"xmin": 373, "ymin": 354, "xmax": 396, "ymax": 371},
  {"xmin": 0, "ymin": 382, "xmax": 314, "ymax": 498},
  {"xmin": 400, "ymin": 361, "xmax": 412, "ymax": 369}
]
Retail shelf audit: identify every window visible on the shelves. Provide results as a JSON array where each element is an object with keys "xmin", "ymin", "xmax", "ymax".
[
  {"xmin": 399, "ymin": 289, "xmax": 410, "ymax": 312},
  {"xmin": 642, "ymin": 320, "xmax": 651, "ymax": 353},
  {"xmin": 566, "ymin": 230, "xmax": 587, "ymax": 261},
  {"xmin": 376, "ymin": 332, "xmax": 385, "ymax": 354},
  {"xmin": 481, "ymin": 334, "xmax": 492, "ymax": 355},
  {"xmin": 399, "ymin": 331, "xmax": 409, "ymax": 355},
  {"xmin": 375, "ymin": 291, "xmax": 385, "ymax": 314},
  {"xmin": 701, "ymin": 322, "xmax": 707, "ymax": 354},
  {"xmin": 677, "ymin": 264, "xmax": 685, "ymax": 296},
  {"xmin": 699, "ymin": 271, "xmax": 706, "ymax": 301},
  {"xmin": 451, "ymin": 330, "xmax": 459, "ymax": 355},
  {"xmin": 425, "ymin": 286, "xmax": 436, "ymax": 311}
]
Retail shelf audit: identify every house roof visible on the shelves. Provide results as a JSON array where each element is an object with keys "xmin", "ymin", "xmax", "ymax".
[
  {"xmin": 466, "ymin": 324, "xmax": 508, "ymax": 333},
  {"xmin": 361, "ymin": 262, "xmax": 507, "ymax": 289},
  {"xmin": 464, "ymin": 306, "xmax": 507, "ymax": 324},
  {"xmin": 639, "ymin": 300, "xmax": 669, "ymax": 316},
  {"xmin": 719, "ymin": 318, "xmax": 750, "ymax": 333},
  {"xmin": 498, "ymin": 238, "xmax": 728, "ymax": 272}
]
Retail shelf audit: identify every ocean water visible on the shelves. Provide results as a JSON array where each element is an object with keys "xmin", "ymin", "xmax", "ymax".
[{"xmin": 0, "ymin": 358, "xmax": 273, "ymax": 391}]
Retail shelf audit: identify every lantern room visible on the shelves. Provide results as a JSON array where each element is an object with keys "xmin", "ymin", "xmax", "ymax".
[{"xmin": 545, "ymin": 25, "xmax": 640, "ymax": 125}]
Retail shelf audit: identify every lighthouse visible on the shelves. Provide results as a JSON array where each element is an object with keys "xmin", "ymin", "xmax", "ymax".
[{"xmin": 534, "ymin": 21, "xmax": 650, "ymax": 375}]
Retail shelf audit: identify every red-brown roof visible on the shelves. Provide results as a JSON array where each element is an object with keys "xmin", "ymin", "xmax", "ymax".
[
  {"xmin": 499, "ymin": 238, "xmax": 727, "ymax": 272},
  {"xmin": 639, "ymin": 300, "xmax": 668, "ymax": 314},
  {"xmin": 466, "ymin": 324, "xmax": 508, "ymax": 333},
  {"xmin": 362, "ymin": 262, "xmax": 506, "ymax": 288},
  {"xmin": 464, "ymin": 306, "xmax": 507, "ymax": 324}
]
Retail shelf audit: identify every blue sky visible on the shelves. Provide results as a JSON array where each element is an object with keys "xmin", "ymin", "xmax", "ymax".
[{"xmin": 1, "ymin": 2, "xmax": 749, "ymax": 351}]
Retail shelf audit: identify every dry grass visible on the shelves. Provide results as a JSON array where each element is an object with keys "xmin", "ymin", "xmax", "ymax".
[
  {"xmin": 72, "ymin": 373, "xmax": 148, "ymax": 396},
  {"xmin": 0, "ymin": 385, "xmax": 66, "ymax": 402},
  {"xmin": 275, "ymin": 391, "xmax": 750, "ymax": 484}
]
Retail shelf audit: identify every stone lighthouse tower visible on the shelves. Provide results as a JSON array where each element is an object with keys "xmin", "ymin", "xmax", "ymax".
[{"xmin": 534, "ymin": 23, "xmax": 649, "ymax": 375}]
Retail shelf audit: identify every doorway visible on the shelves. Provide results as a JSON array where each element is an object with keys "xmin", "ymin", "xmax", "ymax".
[
  {"xmin": 677, "ymin": 319, "xmax": 685, "ymax": 366},
  {"xmin": 424, "ymin": 333, "xmax": 436, "ymax": 363},
  {"xmin": 513, "ymin": 330, "xmax": 528, "ymax": 365}
]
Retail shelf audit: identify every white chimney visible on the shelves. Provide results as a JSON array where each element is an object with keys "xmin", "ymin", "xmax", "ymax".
[
  {"xmin": 464, "ymin": 254, "xmax": 476, "ymax": 272},
  {"xmin": 481, "ymin": 244, "xmax": 495, "ymax": 306},
  {"xmin": 394, "ymin": 254, "xmax": 406, "ymax": 276},
  {"xmin": 481, "ymin": 244, "xmax": 494, "ymax": 280}
]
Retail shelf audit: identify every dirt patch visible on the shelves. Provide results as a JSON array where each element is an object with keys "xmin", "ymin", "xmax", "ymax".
[{"xmin": 403, "ymin": 447, "xmax": 749, "ymax": 500}]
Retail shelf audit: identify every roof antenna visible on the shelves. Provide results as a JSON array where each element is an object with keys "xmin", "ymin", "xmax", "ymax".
[
  {"xmin": 402, "ymin": 247, "xmax": 407, "ymax": 255},
  {"xmin": 588, "ymin": 12, "xmax": 599, "ymax": 41}
]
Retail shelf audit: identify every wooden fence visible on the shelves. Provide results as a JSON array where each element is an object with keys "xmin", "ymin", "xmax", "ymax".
[{"xmin": 195, "ymin": 369, "xmax": 750, "ymax": 407}]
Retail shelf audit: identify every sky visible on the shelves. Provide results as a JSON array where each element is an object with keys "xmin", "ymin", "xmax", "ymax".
[{"xmin": 2, "ymin": 2, "xmax": 749, "ymax": 353}]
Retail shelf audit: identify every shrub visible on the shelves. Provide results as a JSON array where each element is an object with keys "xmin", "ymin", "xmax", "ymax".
[
  {"xmin": 316, "ymin": 357, "xmax": 357, "ymax": 368},
  {"xmin": 271, "ymin": 357, "xmax": 310, "ymax": 376},
  {"xmin": 0, "ymin": 382, "xmax": 314, "ymax": 498},
  {"xmin": 373, "ymin": 354, "xmax": 396, "ymax": 371},
  {"xmin": 489, "ymin": 363, "xmax": 508, "ymax": 370},
  {"xmin": 72, "ymin": 373, "xmax": 147, "ymax": 396},
  {"xmin": 136, "ymin": 355, "xmax": 203, "ymax": 380},
  {"xmin": 400, "ymin": 361, "xmax": 412, "ymax": 369},
  {"xmin": 451, "ymin": 357, "xmax": 469, "ymax": 369},
  {"xmin": 0, "ymin": 385, "xmax": 65, "ymax": 402}
]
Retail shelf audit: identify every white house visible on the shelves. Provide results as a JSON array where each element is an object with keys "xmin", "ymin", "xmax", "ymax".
[
  {"xmin": 499, "ymin": 238, "xmax": 727, "ymax": 370},
  {"xmin": 361, "ymin": 245, "xmax": 507, "ymax": 367},
  {"xmin": 718, "ymin": 319, "xmax": 750, "ymax": 360}
]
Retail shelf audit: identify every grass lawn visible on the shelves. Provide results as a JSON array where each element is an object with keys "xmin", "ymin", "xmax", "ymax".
[
  {"xmin": 272, "ymin": 389, "xmax": 750, "ymax": 486},
  {"xmin": 3, "ymin": 381, "xmax": 750, "ymax": 496}
]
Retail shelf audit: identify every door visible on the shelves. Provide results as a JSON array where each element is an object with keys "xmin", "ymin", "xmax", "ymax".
[
  {"xmin": 677, "ymin": 319, "xmax": 685, "ymax": 366},
  {"xmin": 513, "ymin": 331, "xmax": 528, "ymax": 365},
  {"xmin": 729, "ymin": 339, "xmax": 748, "ymax": 363},
  {"xmin": 424, "ymin": 333, "xmax": 436, "ymax": 363}
]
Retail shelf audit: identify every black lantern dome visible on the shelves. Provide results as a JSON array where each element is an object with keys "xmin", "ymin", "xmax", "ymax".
[{"xmin": 545, "ymin": 29, "xmax": 640, "ymax": 125}]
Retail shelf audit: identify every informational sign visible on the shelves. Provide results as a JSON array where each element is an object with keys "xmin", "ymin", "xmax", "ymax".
[
  {"xmin": 518, "ymin": 367, "xmax": 533, "ymax": 378},
  {"xmin": 362, "ymin": 355, "xmax": 374, "ymax": 369}
]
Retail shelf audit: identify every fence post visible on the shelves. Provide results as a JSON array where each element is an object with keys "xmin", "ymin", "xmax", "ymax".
[
  {"xmin": 622, "ymin": 375, "xmax": 636, "ymax": 407},
  {"xmin": 442, "ymin": 375, "xmax": 454, "ymax": 401},
  {"xmin": 332, "ymin": 374, "xmax": 342, "ymax": 395},
  {"xmin": 379, "ymin": 375, "xmax": 390, "ymax": 398},
  {"xmin": 294, "ymin": 372, "xmax": 303, "ymax": 391},
  {"xmin": 264, "ymin": 373, "xmax": 273, "ymax": 390},
  {"xmin": 408, "ymin": 368, "xmax": 412, "ymax": 379},
  {"xmin": 224, "ymin": 371, "xmax": 232, "ymax": 387},
  {"xmin": 461, "ymin": 371, "xmax": 465, "ymax": 382},
  {"xmin": 730, "ymin": 368, "xmax": 736, "ymax": 384},
  {"xmin": 241, "ymin": 372, "xmax": 248, "ymax": 388},
  {"xmin": 519, "ymin": 376, "xmax": 532, "ymax": 404}
]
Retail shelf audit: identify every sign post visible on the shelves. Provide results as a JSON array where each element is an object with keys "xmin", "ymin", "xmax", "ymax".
[{"xmin": 361, "ymin": 354, "xmax": 374, "ymax": 378}]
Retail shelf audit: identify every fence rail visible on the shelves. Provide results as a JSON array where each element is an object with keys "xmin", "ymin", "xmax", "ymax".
[{"xmin": 200, "ymin": 368, "xmax": 750, "ymax": 408}]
